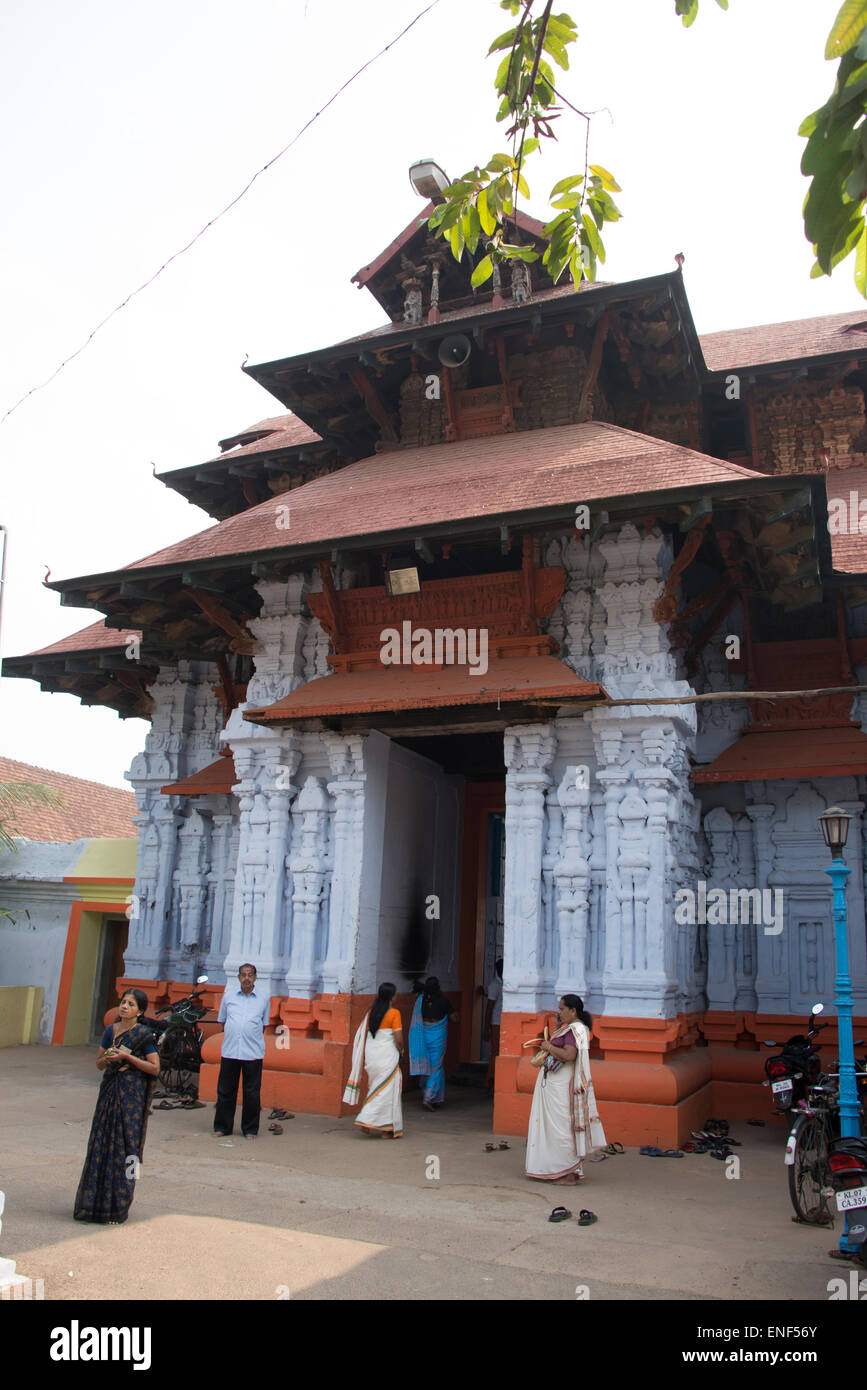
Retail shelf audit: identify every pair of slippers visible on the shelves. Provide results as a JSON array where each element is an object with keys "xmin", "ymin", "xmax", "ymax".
[
  {"xmin": 269, "ymin": 1109, "xmax": 294, "ymax": 1121},
  {"xmin": 484, "ymin": 1141, "xmax": 510, "ymax": 1151},
  {"xmin": 549, "ymin": 1207, "xmax": 597, "ymax": 1225},
  {"xmin": 589, "ymin": 1141, "xmax": 624, "ymax": 1163},
  {"xmin": 640, "ymin": 1146, "xmax": 684, "ymax": 1157}
]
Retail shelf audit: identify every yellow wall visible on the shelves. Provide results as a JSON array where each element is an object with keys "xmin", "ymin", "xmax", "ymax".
[
  {"xmin": 0, "ymin": 986, "xmax": 44, "ymax": 1046},
  {"xmin": 63, "ymin": 910, "xmax": 104, "ymax": 1045}
]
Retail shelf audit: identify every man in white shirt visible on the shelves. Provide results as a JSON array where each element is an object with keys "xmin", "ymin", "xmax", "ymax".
[
  {"xmin": 484, "ymin": 957, "xmax": 503, "ymax": 1090},
  {"xmin": 214, "ymin": 964, "xmax": 271, "ymax": 1139}
]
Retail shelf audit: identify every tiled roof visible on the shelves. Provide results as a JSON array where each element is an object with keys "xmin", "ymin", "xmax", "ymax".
[
  {"xmin": 700, "ymin": 312, "xmax": 867, "ymax": 372},
  {"xmin": 111, "ymin": 422, "xmax": 756, "ymax": 575},
  {"xmin": 161, "ymin": 754, "xmax": 237, "ymax": 797},
  {"xmin": 827, "ymin": 466, "xmax": 867, "ymax": 574},
  {"xmin": 335, "ymin": 280, "xmax": 609, "ymax": 346},
  {"xmin": 22, "ymin": 620, "xmax": 141, "ymax": 658},
  {"xmin": 692, "ymin": 724, "xmax": 867, "ymax": 783},
  {"xmin": 207, "ymin": 414, "xmax": 321, "ymax": 463},
  {"xmin": 0, "ymin": 755, "xmax": 137, "ymax": 841},
  {"xmin": 245, "ymin": 656, "xmax": 605, "ymax": 723}
]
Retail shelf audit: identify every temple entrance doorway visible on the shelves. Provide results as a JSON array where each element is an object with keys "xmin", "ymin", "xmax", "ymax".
[{"xmin": 389, "ymin": 730, "xmax": 505, "ymax": 1086}]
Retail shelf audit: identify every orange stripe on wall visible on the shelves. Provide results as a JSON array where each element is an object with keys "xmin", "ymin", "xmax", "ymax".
[{"xmin": 52, "ymin": 898, "xmax": 131, "ymax": 1045}]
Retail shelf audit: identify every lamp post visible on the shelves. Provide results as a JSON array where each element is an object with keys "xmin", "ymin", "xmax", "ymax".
[{"xmin": 818, "ymin": 806, "xmax": 863, "ymax": 1256}]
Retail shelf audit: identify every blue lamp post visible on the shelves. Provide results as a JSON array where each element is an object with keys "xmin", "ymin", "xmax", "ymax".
[{"xmin": 818, "ymin": 805, "xmax": 862, "ymax": 1256}]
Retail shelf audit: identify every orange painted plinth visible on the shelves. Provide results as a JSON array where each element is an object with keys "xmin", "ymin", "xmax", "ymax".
[{"xmin": 493, "ymin": 1008, "xmax": 867, "ymax": 1145}]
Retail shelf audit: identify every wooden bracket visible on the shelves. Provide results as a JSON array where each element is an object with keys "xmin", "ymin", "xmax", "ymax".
[
  {"xmin": 577, "ymin": 311, "xmax": 611, "ymax": 421},
  {"xmin": 185, "ymin": 588, "xmax": 255, "ymax": 654},
  {"xmin": 653, "ymin": 514, "xmax": 712, "ymax": 623},
  {"xmin": 347, "ymin": 365, "xmax": 399, "ymax": 442}
]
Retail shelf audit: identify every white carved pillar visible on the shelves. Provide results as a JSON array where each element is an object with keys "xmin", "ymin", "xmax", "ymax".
[
  {"xmin": 286, "ymin": 776, "xmax": 331, "ymax": 998},
  {"xmin": 321, "ymin": 734, "xmax": 367, "ymax": 995},
  {"xmin": 554, "ymin": 766, "xmax": 592, "ymax": 997},
  {"xmin": 503, "ymin": 724, "xmax": 556, "ymax": 1014}
]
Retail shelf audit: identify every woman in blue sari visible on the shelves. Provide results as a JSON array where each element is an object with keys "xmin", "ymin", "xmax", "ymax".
[
  {"xmin": 409, "ymin": 977, "xmax": 458, "ymax": 1112},
  {"xmin": 74, "ymin": 988, "xmax": 160, "ymax": 1224}
]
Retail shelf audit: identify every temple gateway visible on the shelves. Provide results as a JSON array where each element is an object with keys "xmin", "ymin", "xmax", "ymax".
[{"xmin": 8, "ymin": 189, "xmax": 867, "ymax": 1143}]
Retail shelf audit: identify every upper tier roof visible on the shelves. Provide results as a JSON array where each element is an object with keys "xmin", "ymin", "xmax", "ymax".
[
  {"xmin": 701, "ymin": 311, "xmax": 867, "ymax": 372},
  {"xmin": 95, "ymin": 421, "xmax": 760, "ymax": 577}
]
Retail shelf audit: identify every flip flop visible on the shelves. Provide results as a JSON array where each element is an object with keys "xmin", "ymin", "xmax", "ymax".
[
  {"xmin": 640, "ymin": 1145, "xmax": 663, "ymax": 1156},
  {"xmin": 485, "ymin": 1142, "xmax": 496, "ymax": 1152},
  {"xmin": 155, "ymin": 1101, "xmax": 178, "ymax": 1110},
  {"xmin": 181, "ymin": 1100, "xmax": 205, "ymax": 1109},
  {"xmin": 588, "ymin": 1152, "xmax": 608, "ymax": 1162},
  {"xmin": 604, "ymin": 1142, "xmax": 624, "ymax": 1155},
  {"xmin": 268, "ymin": 1123, "xmax": 284, "ymax": 1135},
  {"xmin": 577, "ymin": 1210, "xmax": 598, "ymax": 1226},
  {"xmin": 710, "ymin": 1147, "xmax": 732, "ymax": 1160},
  {"xmin": 681, "ymin": 1142, "xmax": 698, "ymax": 1153},
  {"xmin": 498, "ymin": 1141, "xmax": 510, "ymax": 1150},
  {"xmin": 548, "ymin": 1207, "xmax": 572, "ymax": 1223},
  {"xmin": 747, "ymin": 1118, "xmax": 765, "ymax": 1127},
  {"xmin": 660, "ymin": 1149, "xmax": 685, "ymax": 1157},
  {"xmin": 269, "ymin": 1109, "xmax": 294, "ymax": 1120}
]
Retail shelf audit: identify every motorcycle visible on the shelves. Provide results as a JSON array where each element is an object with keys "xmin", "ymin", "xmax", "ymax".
[
  {"xmin": 761, "ymin": 1002, "xmax": 825, "ymax": 1114},
  {"xmin": 827, "ymin": 1134, "xmax": 867, "ymax": 1263},
  {"xmin": 145, "ymin": 975, "xmax": 210, "ymax": 1098}
]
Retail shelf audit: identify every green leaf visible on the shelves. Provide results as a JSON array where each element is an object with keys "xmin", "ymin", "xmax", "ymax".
[
  {"xmin": 487, "ymin": 153, "xmax": 514, "ymax": 173},
  {"xmin": 471, "ymin": 254, "xmax": 494, "ymax": 288},
  {"xmin": 478, "ymin": 186, "xmax": 496, "ymax": 236},
  {"xmin": 856, "ymin": 222, "xmax": 867, "ymax": 295},
  {"xmin": 522, "ymin": 136, "xmax": 540, "ymax": 156},
  {"xmin": 448, "ymin": 220, "xmax": 465, "ymax": 262},
  {"xmin": 551, "ymin": 193, "xmax": 581, "ymax": 209},
  {"xmin": 588, "ymin": 164, "xmax": 622, "ymax": 192},
  {"xmin": 810, "ymin": 257, "xmax": 827, "ymax": 278},
  {"xmin": 799, "ymin": 109, "xmax": 821, "ymax": 138},
  {"xmin": 582, "ymin": 212, "xmax": 605, "ymax": 260},
  {"xmin": 542, "ymin": 34, "xmax": 570, "ymax": 70},
  {"xmin": 464, "ymin": 205, "xmax": 481, "ymax": 255},
  {"xmin": 550, "ymin": 173, "xmax": 584, "ymax": 197},
  {"xmin": 716, "ymin": 0, "xmax": 729, "ymax": 8},
  {"xmin": 547, "ymin": 16, "xmax": 578, "ymax": 43},
  {"xmin": 516, "ymin": 172, "xmax": 531, "ymax": 198},
  {"xmin": 542, "ymin": 210, "xmax": 572, "ymax": 236},
  {"xmin": 494, "ymin": 51, "xmax": 516, "ymax": 94},
  {"xmin": 488, "ymin": 26, "xmax": 518, "ymax": 55},
  {"xmin": 825, "ymin": 1, "xmax": 867, "ymax": 61}
]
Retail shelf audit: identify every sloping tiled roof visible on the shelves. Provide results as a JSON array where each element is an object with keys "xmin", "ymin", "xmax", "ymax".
[
  {"xmin": 22, "ymin": 620, "xmax": 141, "ymax": 658},
  {"xmin": 700, "ymin": 312, "xmax": 867, "ymax": 372},
  {"xmin": 207, "ymin": 414, "xmax": 321, "ymax": 463},
  {"xmin": 826, "ymin": 466, "xmax": 867, "ymax": 574},
  {"xmin": 692, "ymin": 724, "xmax": 867, "ymax": 784},
  {"xmin": 106, "ymin": 422, "xmax": 756, "ymax": 575},
  {"xmin": 0, "ymin": 755, "xmax": 137, "ymax": 841}
]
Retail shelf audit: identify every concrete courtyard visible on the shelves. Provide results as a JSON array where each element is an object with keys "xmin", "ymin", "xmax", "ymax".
[{"xmin": 0, "ymin": 1044, "xmax": 855, "ymax": 1302}]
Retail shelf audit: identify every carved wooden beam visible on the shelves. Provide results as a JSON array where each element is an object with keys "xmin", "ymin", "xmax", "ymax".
[
  {"xmin": 441, "ymin": 366, "xmax": 458, "ymax": 441},
  {"xmin": 685, "ymin": 589, "xmax": 740, "ymax": 673},
  {"xmin": 521, "ymin": 534, "xmax": 536, "ymax": 634},
  {"xmin": 242, "ymin": 479, "xmax": 260, "ymax": 507},
  {"xmin": 347, "ymin": 365, "xmax": 399, "ymax": 443},
  {"xmin": 111, "ymin": 668, "xmax": 156, "ymax": 706},
  {"xmin": 652, "ymin": 513, "xmax": 712, "ymax": 622},
  {"xmin": 577, "ymin": 312, "xmax": 611, "ymax": 421},
  {"xmin": 495, "ymin": 336, "xmax": 516, "ymax": 432},
  {"xmin": 316, "ymin": 561, "xmax": 343, "ymax": 650},
  {"xmin": 185, "ymin": 588, "xmax": 255, "ymax": 654},
  {"xmin": 609, "ymin": 312, "xmax": 645, "ymax": 391}
]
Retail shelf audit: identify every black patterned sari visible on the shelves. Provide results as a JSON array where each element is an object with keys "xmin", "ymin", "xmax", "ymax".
[{"xmin": 73, "ymin": 1022, "xmax": 157, "ymax": 1224}]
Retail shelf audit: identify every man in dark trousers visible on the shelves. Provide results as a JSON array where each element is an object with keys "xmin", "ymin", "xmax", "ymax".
[{"xmin": 214, "ymin": 963, "xmax": 270, "ymax": 1139}]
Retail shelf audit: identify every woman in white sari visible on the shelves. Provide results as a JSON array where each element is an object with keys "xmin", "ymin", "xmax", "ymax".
[
  {"xmin": 525, "ymin": 994, "xmax": 606, "ymax": 1183},
  {"xmin": 343, "ymin": 982, "xmax": 404, "ymax": 1137}
]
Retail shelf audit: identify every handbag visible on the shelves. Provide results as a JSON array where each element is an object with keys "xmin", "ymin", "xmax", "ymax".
[{"xmin": 523, "ymin": 1024, "xmax": 549, "ymax": 1068}]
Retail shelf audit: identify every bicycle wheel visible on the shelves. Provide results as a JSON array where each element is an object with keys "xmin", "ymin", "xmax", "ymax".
[{"xmin": 788, "ymin": 1114, "xmax": 833, "ymax": 1224}]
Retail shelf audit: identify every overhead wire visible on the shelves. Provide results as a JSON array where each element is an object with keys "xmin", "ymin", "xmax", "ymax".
[{"xmin": 0, "ymin": 0, "xmax": 443, "ymax": 427}]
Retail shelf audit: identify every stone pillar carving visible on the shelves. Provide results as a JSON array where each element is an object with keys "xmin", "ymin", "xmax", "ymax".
[
  {"xmin": 286, "ymin": 776, "xmax": 332, "ymax": 998},
  {"xmin": 204, "ymin": 809, "xmax": 239, "ymax": 980},
  {"xmin": 321, "ymin": 734, "xmax": 367, "ymax": 995},
  {"xmin": 503, "ymin": 724, "xmax": 556, "ymax": 1013},
  {"xmin": 554, "ymin": 766, "xmax": 592, "ymax": 997}
]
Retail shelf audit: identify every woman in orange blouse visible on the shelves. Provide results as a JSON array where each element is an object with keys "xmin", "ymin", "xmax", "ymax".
[{"xmin": 343, "ymin": 982, "xmax": 404, "ymax": 1137}]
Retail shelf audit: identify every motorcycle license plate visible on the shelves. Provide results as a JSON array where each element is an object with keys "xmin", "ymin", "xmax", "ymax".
[
  {"xmin": 836, "ymin": 1186, "xmax": 867, "ymax": 1212},
  {"xmin": 772, "ymin": 1080, "xmax": 792, "ymax": 1095}
]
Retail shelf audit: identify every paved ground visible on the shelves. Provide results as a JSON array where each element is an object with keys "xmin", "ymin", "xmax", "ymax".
[{"xmin": 0, "ymin": 1045, "xmax": 855, "ymax": 1302}]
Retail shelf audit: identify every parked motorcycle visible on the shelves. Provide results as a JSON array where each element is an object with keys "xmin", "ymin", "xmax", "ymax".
[
  {"xmin": 761, "ymin": 1003, "xmax": 825, "ymax": 1114},
  {"xmin": 827, "ymin": 1134, "xmax": 867, "ymax": 1263},
  {"xmin": 145, "ymin": 975, "xmax": 210, "ymax": 1098}
]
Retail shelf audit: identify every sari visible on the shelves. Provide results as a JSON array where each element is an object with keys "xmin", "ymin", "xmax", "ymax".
[
  {"xmin": 408, "ymin": 997, "xmax": 448, "ymax": 1105},
  {"xmin": 525, "ymin": 1020, "xmax": 606, "ymax": 1181},
  {"xmin": 343, "ymin": 1012, "xmax": 403, "ymax": 1135},
  {"xmin": 74, "ymin": 1022, "xmax": 158, "ymax": 1223}
]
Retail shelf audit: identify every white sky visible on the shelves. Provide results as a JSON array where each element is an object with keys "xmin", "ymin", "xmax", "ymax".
[{"xmin": 0, "ymin": 0, "xmax": 855, "ymax": 788}]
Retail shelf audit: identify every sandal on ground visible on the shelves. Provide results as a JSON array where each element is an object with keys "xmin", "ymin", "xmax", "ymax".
[
  {"xmin": 710, "ymin": 1147, "xmax": 732, "ymax": 1160},
  {"xmin": 269, "ymin": 1109, "xmax": 294, "ymax": 1120},
  {"xmin": 422, "ymin": 1101, "xmax": 435, "ymax": 1112},
  {"xmin": 577, "ymin": 1210, "xmax": 598, "ymax": 1226},
  {"xmin": 660, "ymin": 1149, "xmax": 684, "ymax": 1157},
  {"xmin": 681, "ymin": 1142, "xmax": 698, "ymax": 1152},
  {"xmin": 603, "ymin": 1142, "xmax": 624, "ymax": 1155},
  {"xmin": 640, "ymin": 1145, "xmax": 663, "ymax": 1156},
  {"xmin": 181, "ymin": 1099, "xmax": 205, "ymax": 1109},
  {"xmin": 548, "ymin": 1207, "xmax": 572, "ymax": 1222},
  {"xmin": 498, "ymin": 1141, "xmax": 510, "ymax": 1150},
  {"xmin": 485, "ymin": 1142, "xmax": 496, "ymax": 1151},
  {"xmin": 268, "ymin": 1123, "xmax": 284, "ymax": 1134},
  {"xmin": 588, "ymin": 1152, "xmax": 608, "ymax": 1162},
  {"xmin": 155, "ymin": 1100, "xmax": 178, "ymax": 1110}
]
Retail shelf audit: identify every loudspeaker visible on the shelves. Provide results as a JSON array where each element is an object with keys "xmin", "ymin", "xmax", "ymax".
[{"xmin": 437, "ymin": 334, "xmax": 472, "ymax": 368}]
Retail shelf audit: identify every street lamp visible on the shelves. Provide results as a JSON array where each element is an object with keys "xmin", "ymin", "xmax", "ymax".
[{"xmin": 818, "ymin": 805, "xmax": 862, "ymax": 1256}]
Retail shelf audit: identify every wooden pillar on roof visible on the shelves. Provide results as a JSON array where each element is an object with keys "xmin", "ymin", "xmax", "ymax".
[{"xmin": 577, "ymin": 312, "xmax": 610, "ymax": 421}]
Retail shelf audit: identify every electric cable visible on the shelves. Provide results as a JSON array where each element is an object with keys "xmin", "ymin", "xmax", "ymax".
[{"xmin": 1, "ymin": 0, "xmax": 443, "ymax": 427}]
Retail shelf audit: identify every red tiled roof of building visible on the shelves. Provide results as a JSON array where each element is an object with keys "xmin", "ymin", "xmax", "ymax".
[
  {"xmin": 692, "ymin": 724, "xmax": 867, "ymax": 784},
  {"xmin": 700, "ymin": 312, "xmax": 867, "ymax": 372},
  {"xmin": 208, "ymin": 414, "xmax": 321, "ymax": 463},
  {"xmin": 0, "ymin": 755, "xmax": 137, "ymax": 841},
  {"xmin": 22, "ymin": 620, "xmax": 141, "ymax": 658},
  {"xmin": 112, "ymin": 422, "xmax": 755, "ymax": 575}
]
